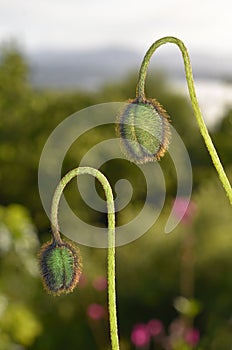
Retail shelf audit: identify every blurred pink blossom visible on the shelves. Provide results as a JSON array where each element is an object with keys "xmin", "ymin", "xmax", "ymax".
[
  {"xmin": 147, "ymin": 319, "xmax": 163, "ymax": 337},
  {"xmin": 87, "ymin": 303, "xmax": 105, "ymax": 321},
  {"xmin": 172, "ymin": 197, "xmax": 197, "ymax": 225},
  {"xmin": 169, "ymin": 319, "xmax": 186, "ymax": 343},
  {"xmin": 78, "ymin": 274, "xmax": 88, "ymax": 288},
  {"xmin": 131, "ymin": 323, "xmax": 150, "ymax": 347},
  {"xmin": 169, "ymin": 319, "xmax": 200, "ymax": 348},
  {"xmin": 92, "ymin": 276, "xmax": 108, "ymax": 291},
  {"xmin": 184, "ymin": 328, "xmax": 200, "ymax": 346}
]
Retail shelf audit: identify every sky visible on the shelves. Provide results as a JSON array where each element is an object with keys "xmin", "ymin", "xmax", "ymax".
[{"xmin": 0, "ymin": 0, "xmax": 232, "ymax": 55}]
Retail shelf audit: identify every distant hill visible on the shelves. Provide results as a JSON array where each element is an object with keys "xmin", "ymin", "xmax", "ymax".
[
  {"xmin": 27, "ymin": 46, "xmax": 232, "ymax": 90},
  {"xmin": 28, "ymin": 47, "xmax": 141, "ymax": 90}
]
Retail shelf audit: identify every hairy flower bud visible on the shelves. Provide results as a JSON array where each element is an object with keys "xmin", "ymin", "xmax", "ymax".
[
  {"xmin": 116, "ymin": 97, "xmax": 170, "ymax": 164},
  {"xmin": 38, "ymin": 239, "xmax": 82, "ymax": 296}
]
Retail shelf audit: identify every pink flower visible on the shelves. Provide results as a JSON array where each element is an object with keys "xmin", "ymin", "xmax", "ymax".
[
  {"xmin": 169, "ymin": 319, "xmax": 186, "ymax": 341},
  {"xmin": 78, "ymin": 274, "xmax": 88, "ymax": 288},
  {"xmin": 147, "ymin": 319, "xmax": 163, "ymax": 337},
  {"xmin": 92, "ymin": 276, "xmax": 107, "ymax": 291},
  {"xmin": 131, "ymin": 323, "xmax": 150, "ymax": 347},
  {"xmin": 172, "ymin": 197, "xmax": 196, "ymax": 225},
  {"xmin": 184, "ymin": 328, "xmax": 200, "ymax": 346},
  {"xmin": 87, "ymin": 303, "xmax": 105, "ymax": 321}
]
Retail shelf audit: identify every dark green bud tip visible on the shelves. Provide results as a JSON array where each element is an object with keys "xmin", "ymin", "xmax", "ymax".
[
  {"xmin": 116, "ymin": 97, "xmax": 171, "ymax": 164},
  {"xmin": 38, "ymin": 239, "xmax": 82, "ymax": 296}
]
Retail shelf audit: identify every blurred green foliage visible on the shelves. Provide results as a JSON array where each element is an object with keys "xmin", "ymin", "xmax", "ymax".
[{"xmin": 0, "ymin": 45, "xmax": 231, "ymax": 349}]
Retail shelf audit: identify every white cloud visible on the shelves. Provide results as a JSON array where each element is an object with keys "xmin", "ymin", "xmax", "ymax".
[{"xmin": 0, "ymin": 0, "xmax": 231, "ymax": 54}]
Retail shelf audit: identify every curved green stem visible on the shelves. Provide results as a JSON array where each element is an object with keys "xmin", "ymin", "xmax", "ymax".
[
  {"xmin": 50, "ymin": 167, "xmax": 119, "ymax": 350},
  {"xmin": 136, "ymin": 36, "xmax": 232, "ymax": 205}
]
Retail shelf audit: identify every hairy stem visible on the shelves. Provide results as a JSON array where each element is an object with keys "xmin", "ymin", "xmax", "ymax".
[
  {"xmin": 136, "ymin": 36, "xmax": 232, "ymax": 204},
  {"xmin": 50, "ymin": 167, "xmax": 119, "ymax": 350}
]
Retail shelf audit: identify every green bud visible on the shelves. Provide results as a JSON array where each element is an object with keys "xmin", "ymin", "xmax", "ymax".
[
  {"xmin": 116, "ymin": 97, "xmax": 170, "ymax": 164},
  {"xmin": 38, "ymin": 239, "xmax": 82, "ymax": 296}
]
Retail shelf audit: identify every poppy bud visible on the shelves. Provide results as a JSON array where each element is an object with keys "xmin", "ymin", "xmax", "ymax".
[
  {"xmin": 116, "ymin": 97, "xmax": 170, "ymax": 164},
  {"xmin": 39, "ymin": 239, "xmax": 82, "ymax": 296}
]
